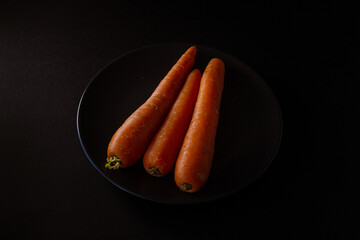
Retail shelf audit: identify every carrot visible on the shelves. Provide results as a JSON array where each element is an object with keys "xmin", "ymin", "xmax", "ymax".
[
  {"xmin": 106, "ymin": 46, "xmax": 197, "ymax": 169},
  {"xmin": 174, "ymin": 58, "xmax": 225, "ymax": 193},
  {"xmin": 143, "ymin": 69, "xmax": 201, "ymax": 177}
]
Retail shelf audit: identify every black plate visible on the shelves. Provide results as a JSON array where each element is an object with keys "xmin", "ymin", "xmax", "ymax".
[{"xmin": 76, "ymin": 43, "xmax": 282, "ymax": 204}]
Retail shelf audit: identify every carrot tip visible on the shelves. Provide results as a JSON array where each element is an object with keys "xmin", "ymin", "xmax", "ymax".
[
  {"xmin": 105, "ymin": 156, "xmax": 122, "ymax": 170},
  {"xmin": 148, "ymin": 166, "xmax": 163, "ymax": 177},
  {"xmin": 180, "ymin": 183, "xmax": 193, "ymax": 192}
]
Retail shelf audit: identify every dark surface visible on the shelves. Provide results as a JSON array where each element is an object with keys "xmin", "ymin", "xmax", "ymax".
[
  {"xmin": 77, "ymin": 43, "xmax": 282, "ymax": 204},
  {"xmin": 1, "ymin": 1, "xmax": 358, "ymax": 239}
]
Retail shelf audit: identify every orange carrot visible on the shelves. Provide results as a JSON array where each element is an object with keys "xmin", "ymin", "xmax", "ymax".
[
  {"xmin": 106, "ymin": 46, "xmax": 197, "ymax": 169},
  {"xmin": 174, "ymin": 58, "xmax": 225, "ymax": 193},
  {"xmin": 143, "ymin": 69, "xmax": 201, "ymax": 177}
]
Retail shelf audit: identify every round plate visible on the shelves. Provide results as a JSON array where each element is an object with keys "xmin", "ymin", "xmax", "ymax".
[{"xmin": 76, "ymin": 43, "xmax": 282, "ymax": 204}]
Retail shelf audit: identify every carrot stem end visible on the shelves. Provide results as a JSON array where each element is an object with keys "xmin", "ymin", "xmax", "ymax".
[
  {"xmin": 105, "ymin": 156, "xmax": 122, "ymax": 169},
  {"xmin": 180, "ymin": 183, "xmax": 193, "ymax": 191},
  {"xmin": 148, "ymin": 166, "xmax": 162, "ymax": 177}
]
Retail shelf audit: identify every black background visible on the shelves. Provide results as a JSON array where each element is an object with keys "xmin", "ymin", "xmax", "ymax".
[{"xmin": 1, "ymin": 1, "xmax": 358, "ymax": 239}]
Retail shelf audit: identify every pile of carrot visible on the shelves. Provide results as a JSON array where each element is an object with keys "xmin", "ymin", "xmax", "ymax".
[{"xmin": 106, "ymin": 46, "xmax": 225, "ymax": 193}]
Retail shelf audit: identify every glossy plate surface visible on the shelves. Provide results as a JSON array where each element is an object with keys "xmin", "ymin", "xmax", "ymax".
[{"xmin": 77, "ymin": 43, "xmax": 282, "ymax": 204}]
